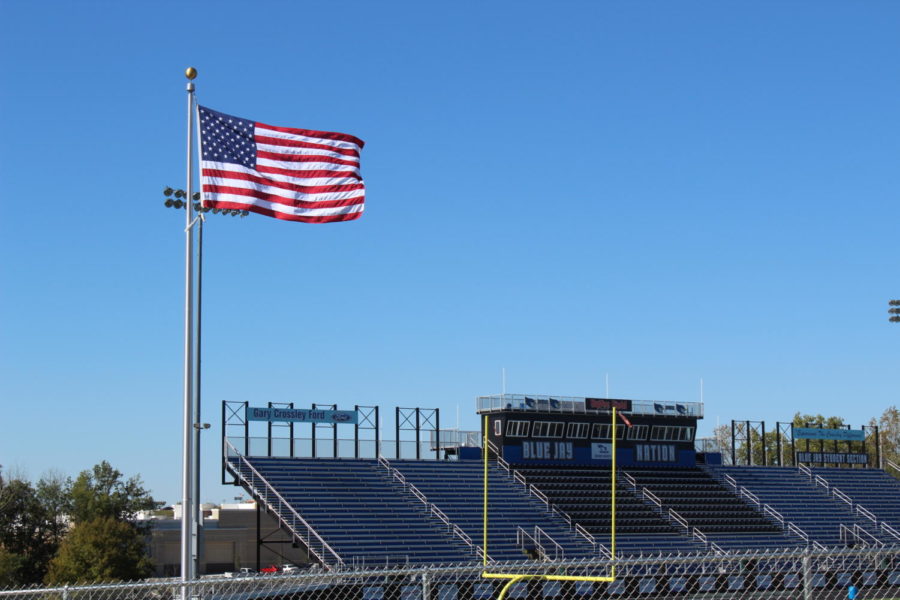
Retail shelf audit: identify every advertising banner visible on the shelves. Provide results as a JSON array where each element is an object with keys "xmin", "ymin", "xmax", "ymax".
[
  {"xmin": 247, "ymin": 406, "xmax": 358, "ymax": 424},
  {"xmin": 591, "ymin": 443, "xmax": 613, "ymax": 460},
  {"xmin": 796, "ymin": 452, "xmax": 868, "ymax": 465},
  {"xmin": 793, "ymin": 428, "xmax": 865, "ymax": 442}
]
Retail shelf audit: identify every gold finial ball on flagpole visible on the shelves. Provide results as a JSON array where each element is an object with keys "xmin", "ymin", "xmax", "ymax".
[{"xmin": 185, "ymin": 67, "xmax": 198, "ymax": 80}]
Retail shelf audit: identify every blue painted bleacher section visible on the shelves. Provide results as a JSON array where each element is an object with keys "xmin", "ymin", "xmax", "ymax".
[
  {"xmin": 234, "ymin": 457, "xmax": 473, "ymax": 566},
  {"xmin": 514, "ymin": 465, "xmax": 706, "ymax": 556},
  {"xmin": 810, "ymin": 467, "xmax": 900, "ymax": 531},
  {"xmin": 707, "ymin": 465, "xmax": 886, "ymax": 546},
  {"xmin": 624, "ymin": 467, "xmax": 799, "ymax": 551},
  {"xmin": 391, "ymin": 461, "xmax": 596, "ymax": 561}
]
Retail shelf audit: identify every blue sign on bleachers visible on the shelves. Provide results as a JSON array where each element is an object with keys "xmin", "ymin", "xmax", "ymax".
[
  {"xmin": 794, "ymin": 427, "xmax": 865, "ymax": 441},
  {"xmin": 247, "ymin": 406, "xmax": 358, "ymax": 424}
]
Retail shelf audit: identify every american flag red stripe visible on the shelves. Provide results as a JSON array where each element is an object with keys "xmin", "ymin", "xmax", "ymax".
[{"xmin": 198, "ymin": 105, "xmax": 365, "ymax": 223}]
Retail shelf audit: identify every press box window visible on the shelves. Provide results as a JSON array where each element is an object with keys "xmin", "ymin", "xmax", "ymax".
[
  {"xmin": 591, "ymin": 423, "xmax": 625, "ymax": 440},
  {"xmin": 494, "ymin": 420, "xmax": 502, "ymax": 436},
  {"xmin": 532, "ymin": 421, "xmax": 564, "ymax": 438},
  {"xmin": 506, "ymin": 421, "xmax": 530, "ymax": 437},
  {"xmin": 650, "ymin": 426, "xmax": 695, "ymax": 442},
  {"xmin": 628, "ymin": 424, "xmax": 648, "ymax": 440},
  {"xmin": 567, "ymin": 422, "xmax": 589, "ymax": 439}
]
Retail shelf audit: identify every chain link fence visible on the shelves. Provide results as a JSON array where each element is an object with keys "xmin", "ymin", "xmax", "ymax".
[{"xmin": 2, "ymin": 546, "xmax": 898, "ymax": 600}]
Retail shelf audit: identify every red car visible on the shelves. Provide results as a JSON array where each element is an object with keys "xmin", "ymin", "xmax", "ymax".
[{"xmin": 259, "ymin": 565, "xmax": 279, "ymax": 575}]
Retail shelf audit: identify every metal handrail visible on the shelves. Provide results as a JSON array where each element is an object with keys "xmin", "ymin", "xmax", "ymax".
[
  {"xmin": 740, "ymin": 487, "xmax": 760, "ymax": 507},
  {"xmin": 723, "ymin": 474, "xmax": 738, "ymax": 491},
  {"xmin": 530, "ymin": 485, "xmax": 550, "ymax": 507},
  {"xmin": 832, "ymin": 487, "xmax": 853, "ymax": 509},
  {"xmin": 575, "ymin": 523, "xmax": 595, "ymax": 547},
  {"xmin": 710, "ymin": 541, "xmax": 727, "ymax": 555},
  {"xmin": 881, "ymin": 522, "xmax": 900, "ymax": 542},
  {"xmin": 642, "ymin": 488, "xmax": 662, "ymax": 507},
  {"xmin": 788, "ymin": 523, "xmax": 809, "ymax": 543},
  {"xmin": 853, "ymin": 524, "xmax": 885, "ymax": 549},
  {"xmin": 798, "ymin": 464, "xmax": 812, "ymax": 479},
  {"xmin": 692, "ymin": 529, "xmax": 708, "ymax": 544},
  {"xmin": 377, "ymin": 454, "xmax": 391, "ymax": 472},
  {"xmin": 431, "ymin": 504, "xmax": 450, "ymax": 527},
  {"xmin": 814, "ymin": 475, "xmax": 830, "ymax": 492},
  {"xmin": 407, "ymin": 482, "xmax": 429, "ymax": 507},
  {"xmin": 534, "ymin": 526, "xmax": 565, "ymax": 561},
  {"xmin": 812, "ymin": 540, "xmax": 828, "ymax": 552},
  {"xmin": 887, "ymin": 459, "xmax": 900, "ymax": 475},
  {"xmin": 486, "ymin": 440, "xmax": 511, "ymax": 474},
  {"xmin": 622, "ymin": 471, "xmax": 637, "ymax": 490},
  {"xmin": 225, "ymin": 442, "xmax": 343, "ymax": 568},
  {"xmin": 551, "ymin": 505, "xmax": 572, "ymax": 526},
  {"xmin": 669, "ymin": 509, "xmax": 689, "ymax": 530},
  {"xmin": 763, "ymin": 505, "xmax": 784, "ymax": 527},
  {"xmin": 513, "ymin": 471, "xmax": 528, "ymax": 487},
  {"xmin": 597, "ymin": 543, "xmax": 612, "ymax": 560},
  {"xmin": 856, "ymin": 505, "xmax": 877, "ymax": 525}
]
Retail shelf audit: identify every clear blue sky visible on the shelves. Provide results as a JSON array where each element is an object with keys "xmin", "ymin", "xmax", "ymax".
[{"xmin": 2, "ymin": 1, "xmax": 899, "ymax": 505}]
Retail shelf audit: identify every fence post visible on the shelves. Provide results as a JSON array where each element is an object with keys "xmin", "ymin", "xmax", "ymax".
[
  {"xmin": 802, "ymin": 549, "xmax": 812, "ymax": 600},
  {"xmin": 62, "ymin": 585, "xmax": 69, "ymax": 600},
  {"xmin": 421, "ymin": 570, "xmax": 431, "ymax": 600}
]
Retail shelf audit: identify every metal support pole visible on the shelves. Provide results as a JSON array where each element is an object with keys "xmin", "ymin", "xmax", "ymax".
[
  {"xmin": 415, "ymin": 408, "xmax": 421, "ymax": 460},
  {"xmin": 746, "ymin": 420, "xmax": 752, "ymax": 466},
  {"xmin": 435, "ymin": 409, "xmax": 440, "ymax": 461},
  {"xmin": 731, "ymin": 420, "xmax": 736, "ymax": 466},
  {"xmin": 193, "ymin": 210, "xmax": 203, "ymax": 577},
  {"xmin": 761, "ymin": 421, "xmax": 767, "ymax": 466},
  {"xmin": 802, "ymin": 550, "xmax": 812, "ymax": 600},
  {"xmin": 395, "ymin": 406, "xmax": 401, "ymax": 460},
  {"xmin": 375, "ymin": 406, "xmax": 380, "ymax": 458},
  {"xmin": 354, "ymin": 405, "xmax": 360, "ymax": 458},
  {"xmin": 180, "ymin": 69, "xmax": 197, "ymax": 591}
]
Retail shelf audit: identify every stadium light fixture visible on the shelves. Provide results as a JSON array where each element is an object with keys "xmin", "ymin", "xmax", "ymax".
[
  {"xmin": 162, "ymin": 186, "xmax": 250, "ymax": 219},
  {"xmin": 889, "ymin": 300, "xmax": 900, "ymax": 323}
]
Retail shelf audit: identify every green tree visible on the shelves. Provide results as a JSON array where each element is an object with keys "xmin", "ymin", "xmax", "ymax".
[
  {"xmin": 0, "ymin": 546, "xmax": 24, "ymax": 588},
  {"xmin": 870, "ymin": 406, "xmax": 900, "ymax": 479},
  {"xmin": 69, "ymin": 462, "xmax": 159, "ymax": 529},
  {"xmin": 45, "ymin": 517, "xmax": 153, "ymax": 584},
  {"xmin": 0, "ymin": 471, "xmax": 62, "ymax": 585}
]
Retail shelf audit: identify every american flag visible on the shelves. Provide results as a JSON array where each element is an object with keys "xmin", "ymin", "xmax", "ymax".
[{"xmin": 198, "ymin": 105, "xmax": 365, "ymax": 223}]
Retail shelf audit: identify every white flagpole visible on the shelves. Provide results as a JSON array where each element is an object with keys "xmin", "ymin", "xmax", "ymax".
[{"xmin": 181, "ymin": 66, "xmax": 198, "ymax": 593}]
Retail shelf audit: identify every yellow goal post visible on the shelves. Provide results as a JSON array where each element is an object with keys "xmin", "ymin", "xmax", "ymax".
[{"xmin": 481, "ymin": 407, "xmax": 619, "ymax": 598}]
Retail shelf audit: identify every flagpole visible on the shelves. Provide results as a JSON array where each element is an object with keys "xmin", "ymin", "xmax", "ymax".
[{"xmin": 181, "ymin": 66, "xmax": 198, "ymax": 593}]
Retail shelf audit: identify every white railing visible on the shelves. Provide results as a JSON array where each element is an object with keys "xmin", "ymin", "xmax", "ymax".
[
  {"xmin": 597, "ymin": 543, "xmax": 612, "ymax": 560},
  {"xmin": 486, "ymin": 440, "xmax": 511, "ymax": 474},
  {"xmin": 621, "ymin": 471, "xmax": 637, "ymax": 490},
  {"xmin": 516, "ymin": 526, "xmax": 538, "ymax": 557},
  {"xmin": 534, "ymin": 526, "xmax": 565, "ymax": 561},
  {"xmin": 740, "ymin": 487, "xmax": 760, "ymax": 508},
  {"xmin": 832, "ymin": 487, "xmax": 853, "ymax": 509},
  {"xmin": 881, "ymin": 522, "xmax": 900, "ymax": 542},
  {"xmin": 642, "ymin": 488, "xmax": 662, "ymax": 508},
  {"xmin": 692, "ymin": 529, "xmax": 707, "ymax": 545},
  {"xmin": 513, "ymin": 471, "xmax": 528, "ymax": 486},
  {"xmin": 814, "ymin": 475, "xmax": 830, "ymax": 492},
  {"xmin": 575, "ymin": 523, "xmax": 595, "ymax": 548},
  {"xmin": 763, "ymin": 505, "xmax": 785, "ymax": 528},
  {"xmin": 550, "ymin": 505, "xmax": 572, "ymax": 526},
  {"xmin": 856, "ymin": 505, "xmax": 877, "ymax": 525},
  {"xmin": 408, "ymin": 483, "xmax": 428, "ymax": 506},
  {"xmin": 798, "ymin": 464, "xmax": 812, "ymax": 479},
  {"xmin": 710, "ymin": 541, "xmax": 727, "ymax": 555},
  {"xmin": 788, "ymin": 523, "xmax": 809, "ymax": 543},
  {"xmin": 669, "ymin": 510, "xmax": 689, "ymax": 531},
  {"xmin": 854, "ymin": 525, "xmax": 885, "ymax": 548},
  {"xmin": 887, "ymin": 459, "xmax": 900, "ymax": 475},
  {"xmin": 225, "ymin": 442, "xmax": 343, "ymax": 568},
  {"xmin": 530, "ymin": 485, "xmax": 550, "ymax": 508},
  {"xmin": 723, "ymin": 474, "xmax": 738, "ymax": 491}
]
